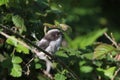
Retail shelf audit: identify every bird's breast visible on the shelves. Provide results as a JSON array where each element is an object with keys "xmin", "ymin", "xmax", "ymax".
[{"xmin": 45, "ymin": 37, "xmax": 62, "ymax": 54}]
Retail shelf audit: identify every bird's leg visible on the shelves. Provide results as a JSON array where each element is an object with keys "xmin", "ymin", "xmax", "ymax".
[{"xmin": 43, "ymin": 58, "xmax": 53, "ymax": 79}]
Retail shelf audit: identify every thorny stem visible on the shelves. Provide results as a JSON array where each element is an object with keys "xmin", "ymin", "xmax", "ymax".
[{"xmin": 0, "ymin": 24, "xmax": 80, "ymax": 80}]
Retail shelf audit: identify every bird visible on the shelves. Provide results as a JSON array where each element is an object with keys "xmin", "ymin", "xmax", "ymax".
[{"xmin": 35, "ymin": 29, "xmax": 63, "ymax": 78}]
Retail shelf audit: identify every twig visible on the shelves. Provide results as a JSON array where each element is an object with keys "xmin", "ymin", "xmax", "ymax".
[
  {"xmin": 104, "ymin": 32, "xmax": 118, "ymax": 48},
  {"xmin": 26, "ymin": 57, "xmax": 35, "ymax": 66},
  {"xmin": 0, "ymin": 24, "xmax": 80, "ymax": 80},
  {"xmin": 0, "ymin": 32, "xmax": 32, "ymax": 50},
  {"xmin": 25, "ymin": 64, "xmax": 31, "ymax": 76},
  {"xmin": 111, "ymin": 67, "xmax": 120, "ymax": 80}
]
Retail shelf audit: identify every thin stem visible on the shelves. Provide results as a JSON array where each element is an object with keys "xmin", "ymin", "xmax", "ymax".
[{"xmin": 104, "ymin": 32, "xmax": 118, "ymax": 48}]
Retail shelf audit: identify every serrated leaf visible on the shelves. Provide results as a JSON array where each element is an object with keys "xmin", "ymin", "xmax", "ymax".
[
  {"xmin": 54, "ymin": 73, "xmax": 67, "ymax": 80},
  {"xmin": 104, "ymin": 67, "xmax": 116, "ymax": 79},
  {"xmin": 6, "ymin": 36, "xmax": 17, "ymax": 46},
  {"xmin": 93, "ymin": 44, "xmax": 115, "ymax": 59},
  {"xmin": 12, "ymin": 56, "xmax": 22, "ymax": 64},
  {"xmin": 12, "ymin": 15, "xmax": 26, "ymax": 34},
  {"xmin": 0, "ymin": 0, "xmax": 9, "ymax": 6},
  {"xmin": 80, "ymin": 66, "xmax": 93, "ymax": 73},
  {"xmin": 15, "ymin": 43, "xmax": 29, "ymax": 54},
  {"xmin": 35, "ymin": 63, "xmax": 42, "ymax": 69},
  {"xmin": 10, "ymin": 64, "xmax": 22, "ymax": 77}
]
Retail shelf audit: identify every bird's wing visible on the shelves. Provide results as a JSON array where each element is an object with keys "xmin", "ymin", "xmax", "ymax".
[{"xmin": 37, "ymin": 38, "xmax": 50, "ymax": 50}]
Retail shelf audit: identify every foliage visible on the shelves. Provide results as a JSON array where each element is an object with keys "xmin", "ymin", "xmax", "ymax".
[{"xmin": 0, "ymin": 0, "xmax": 120, "ymax": 80}]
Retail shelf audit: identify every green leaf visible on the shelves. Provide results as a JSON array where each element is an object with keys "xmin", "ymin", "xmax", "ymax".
[
  {"xmin": 71, "ymin": 28, "xmax": 107, "ymax": 49},
  {"xmin": 12, "ymin": 15, "xmax": 26, "ymax": 34},
  {"xmin": 35, "ymin": 63, "xmax": 42, "ymax": 69},
  {"xmin": 97, "ymin": 67, "xmax": 116, "ymax": 79},
  {"xmin": 54, "ymin": 73, "xmax": 67, "ymax": 80},
  {"xmin": 0, "ymin": 54, "xmax": 6, "ymax": 62},
  {"xmin": 15, "ymin": 43, "xmax": 29, "ymax": 54},
  {"xmin": 104, "ymin": 67, "xmax": 116, "ymax": 79},
  {"xmin": 10, "ymin": 64, "xmax": 22, "ymax": 77},
  {"xmin": 34, "ymin": 57, "xmax": 40, "ymax": 63},
  {"xmin": 83, "ymin": 53, "xmax": 93, "ymax": 60},
  {"xmin": 93, "ymin": 44, "xmax": 115, "ymax": 59},
  {"xmin": 12, "ymin": 56, "xmax": 23, "ymax": 64},
  {"xmin": 1, "ymin": 57, "xmax": 12, "ymax": 70},
  {"xmin": 6, "ymin": 36, "xmax": 17, "ymax": 46},
  {"xmin": 0, "ymin": 0, "xmax": 9, "ymax": 6},
  {"xmin": 80, "ymin": 65, "xmax": 93, "ymax": 73}
]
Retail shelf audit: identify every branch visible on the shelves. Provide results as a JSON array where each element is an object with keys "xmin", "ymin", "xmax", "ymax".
[
  {"xmin": 104, "ymin": 32, "xmax": 118, "ymax": 48},
  {"xmin": 0, "ymin": 24, "xmax": 80, "ymax": 80}
]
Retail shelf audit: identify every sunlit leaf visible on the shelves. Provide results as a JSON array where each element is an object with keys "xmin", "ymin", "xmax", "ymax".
[
  {"xmin": 97, "ymin": 67, "xmax": 116, "ymax": 79},
  {"xmin": 10, "ymin": 64, "xmax": 22, "ymax": 77},
  {"xmin": 12, "ymin": 56, "xmax": 22, "ymax": 64},
  {"xmin": 0, "ymin": 0, "xmax": 9, "ymax": 6},
  {"xmin": 6, "ymin": 36, "xmax": 17, "ymax": 46},
  {"xmin": 71, "ymin": 28, "xmax": 107, "ymax": 49},
  {"xmin": 15, "ymin": 43, "xmax": 29, "ymax": 54},
  {"xmin": 12, "ymin": 15, "xmax": 26, "ymax": 34},
  {"xmin": 104, "ymin": 67, "xmax": 116, "ymax": 79},
  {"xmin": 54, "ymin": 73, "xmax": 67, "ymax": 80},
  {"xmin": 93, "ymin": 44, "xmax": 115, "ymax": 59},
  {"xmin": 80, "ymin": 65, "xmax": 93, "ymax": 73}
]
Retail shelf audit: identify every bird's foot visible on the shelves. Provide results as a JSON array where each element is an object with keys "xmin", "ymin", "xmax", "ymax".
[{"xmin": 43, "ymin": 70, "xmax": 53, "ymax": 80}]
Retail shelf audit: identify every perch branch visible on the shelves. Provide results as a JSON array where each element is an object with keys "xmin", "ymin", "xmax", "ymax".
[{"xmin": 0, "ymin": 24, "xmax": 80, "ymax": 80}]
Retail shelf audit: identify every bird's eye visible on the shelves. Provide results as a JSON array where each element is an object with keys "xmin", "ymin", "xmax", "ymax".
[{"xmin": 57, "ymin": 32, "xmax": 60, "ymax": 35}]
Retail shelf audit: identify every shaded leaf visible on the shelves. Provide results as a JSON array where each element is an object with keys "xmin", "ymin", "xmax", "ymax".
[
  {"xmin": 54, "ymin": 73, "xmax": 67, "ymax": 80},
  {"xmin": 12, "ymin": 15, "xmax": 26, "ymax": 34},
  {"xmin": 34, "ymin": 57, "xmax": 39, "ymax": 63},
  {"xmin": 80, "ymin": 65, "xmax": 93, "ymax": 73},
  {"xmin": 0, "ymin": 54, "xmax": 6, "ymax": 62},
  {"xmin": 93, "ymin": 44, "xmax": 115, "ymax": 59},
  {"xmin": 12, "ymin": 56, "xmax": 22, "ymax": 64},
  {"xmin": 83, "ymin": 53, "xmax": 93, "ymax": 60},
  {"xmin": 1, "ymin": 57, "xmax": 12, "ymax": 70},
  {"xmin": 10, "ymin": 64, "xmax": 22, "ymax": 77},
  {"xmin": 35, "ymin": 63, "xmax": 42, "ymax": 69}
]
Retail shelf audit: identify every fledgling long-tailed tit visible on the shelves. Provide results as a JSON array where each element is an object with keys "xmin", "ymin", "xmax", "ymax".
[{"xmin": 35, "ymin": 29, "xmax": 63, "ymax": 78}]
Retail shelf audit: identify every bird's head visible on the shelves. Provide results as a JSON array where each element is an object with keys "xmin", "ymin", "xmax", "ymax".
[{"xmin": 44, "ymin": 29, "xmax": 63, "ymax": 41}]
